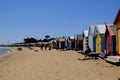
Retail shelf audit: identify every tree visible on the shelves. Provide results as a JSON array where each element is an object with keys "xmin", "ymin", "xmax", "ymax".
[
  {"xmin": 24, "ymin": 37, "xmax": 38, "ymax": 43},
  {"xmin": 45, "ymin": 35, "xmax": 51, "ymax": 40}
]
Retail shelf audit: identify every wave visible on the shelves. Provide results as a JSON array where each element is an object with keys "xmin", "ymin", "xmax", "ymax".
[{"xmin": 0, "ymin": 48, "xmax": 12, "ymax": 56}]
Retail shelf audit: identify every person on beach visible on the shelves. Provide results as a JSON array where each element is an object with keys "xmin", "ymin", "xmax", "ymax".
[
  {"xmin": 40, "ymin": 44, "xmax": 44, "ymax": 51},
  {"xmin": 85, "ymin": 46, "xmax": 91, "ymax": 57},
  {"xmin": 44, "ymin": 44, "xmax": 47, "ymax": 50},
  {"xmin": 17, "ymin": 47, "xmax": 22, "ymax": 51},
  {"xmin": 48, "ymin": 43, "xmax": 51, "ymax": 50}
]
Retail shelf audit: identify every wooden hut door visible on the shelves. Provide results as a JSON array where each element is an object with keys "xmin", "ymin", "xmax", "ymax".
[
  {"xmin": 96, "ymin": 35, "xmax": 101, "ymax": 53},
  {"xmin": 107, "ymin": 35, "xmax": 111, "ymax": 55},
  {"xmin": 112, "ymin": 36, "xmax": 116, "ymax": 56},
  {"xmin": 117, "ymin": 28, "xmax": 120, "ymax": 55}
]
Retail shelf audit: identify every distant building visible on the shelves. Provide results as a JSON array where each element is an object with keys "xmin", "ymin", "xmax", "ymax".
[{"xmin": 55, "ymin": 37, "xmax": 70, "ymax": 50}]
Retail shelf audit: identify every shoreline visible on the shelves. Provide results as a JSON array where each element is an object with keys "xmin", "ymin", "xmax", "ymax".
[{"xmin": 0, "ymin": 47, "xmax": 14, "ymax": 57}]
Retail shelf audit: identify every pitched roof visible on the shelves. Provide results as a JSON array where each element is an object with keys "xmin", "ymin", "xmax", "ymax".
[
  {"xmin": 88, "ymin": 24, "xmax": 96, "ymax": 35},
  {"xmin": 110, "ymin": 25, "xmax": 116, "ymax": 35},
  {"xmin": 105, "ymin": 25, "xmax": 116, "ymax": 36},
  {"xmin": 114, "ymin": 9, "xmax": 120, "ymax": 24},
  {"xmin": 83, "ymin": 30, "xmax": 88, "ymax": 37},
  {"xmin": 95, "ymin": 24, "xmax": 106, "ymax": 34},
  {"xmin": 69, "ymin": 36, "xmax": 74, "ymax": 39},
  {"xmin": 76, "ymin": 34, "xmax": 83, "ymax": 40}
]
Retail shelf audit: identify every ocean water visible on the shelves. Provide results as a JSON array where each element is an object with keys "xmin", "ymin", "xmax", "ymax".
[{"xmin": 0, "ymin": 48, "xmax": 12, "ymax": 56}]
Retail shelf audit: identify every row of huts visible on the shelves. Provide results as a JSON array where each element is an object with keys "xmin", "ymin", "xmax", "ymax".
[
  {"xmin": 55, "ymin": 35, "xmax": 83, "ymax": 50},
  {"xmin": 56, "ymin": 9, "xmax": 120, "ymax": 62},
  {"xmin": 81, "ymin": 9, "xmax": 120, "ymax": 62},
  {"xmin": 84, "ymin": 24, "xmax": 116, "ymax": 58}
]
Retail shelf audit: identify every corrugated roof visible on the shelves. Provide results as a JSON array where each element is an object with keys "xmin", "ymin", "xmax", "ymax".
[{"xmin": 95, "ymin": 24, "xmax": 106, "ymax": 34}]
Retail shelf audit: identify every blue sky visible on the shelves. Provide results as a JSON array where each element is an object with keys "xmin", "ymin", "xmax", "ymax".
[{"xmin": 0, "ymin": 0, "xmax": 120, "ymax": 44}]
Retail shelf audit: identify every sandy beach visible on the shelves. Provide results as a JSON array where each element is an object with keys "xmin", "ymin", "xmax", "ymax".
[{"xmin": 0, "ymin": 47, "xmax": 120, "ymax": 80}]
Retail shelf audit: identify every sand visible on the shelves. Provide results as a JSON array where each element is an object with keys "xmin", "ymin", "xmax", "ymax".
[{"xmin": 0, "ymin": 47, "xmax": 120, "ymax": 80}]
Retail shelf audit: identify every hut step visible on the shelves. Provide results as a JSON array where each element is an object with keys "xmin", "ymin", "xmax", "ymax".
[{"xmin": 105, "ymin": 56, "xmax": 120, "ymax": 63}]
